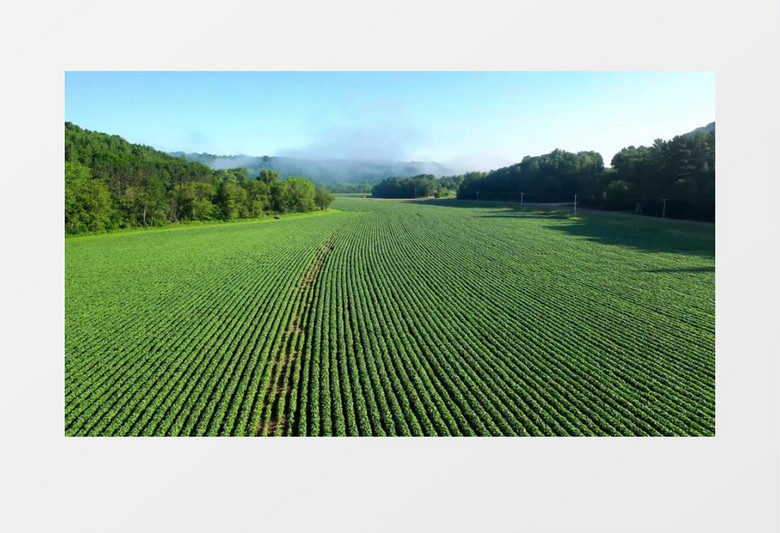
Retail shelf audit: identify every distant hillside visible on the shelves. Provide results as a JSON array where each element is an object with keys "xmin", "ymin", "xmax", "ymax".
[
  {"xmin": 66, "ymin": 123, "xmax": 215, "ymax": 195},
  {"xmin": 685, "ymin": 122, "xmax": 715, "ymax": 137},
  {"xmin": 64, "ymin": 123, "xmax": 332, "ymax": 235},
  {"xmin": 169, "ymin": 152, "xmax": 455, "ymax": 184}
]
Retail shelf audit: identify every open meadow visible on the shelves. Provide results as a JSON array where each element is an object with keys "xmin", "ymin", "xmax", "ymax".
[{"xmin": 65, "ymin": 199, "xmax": 715, "ymax": 436}]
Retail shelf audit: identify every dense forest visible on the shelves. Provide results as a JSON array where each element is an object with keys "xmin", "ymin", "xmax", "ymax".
[
  {"xmin": 65, "ymin": 123, "xmax": 333, "ymax": 235},
  {"xmin": 605, "ymin": 125, "xmax": 715, "ymax": 220},
  {"xmin": 457, "ymin": 150, "xmax": 604, "ymax": 203},
  {"xmin": 455, "ymin": 125, "xmax": 715, "ymax": 221}
]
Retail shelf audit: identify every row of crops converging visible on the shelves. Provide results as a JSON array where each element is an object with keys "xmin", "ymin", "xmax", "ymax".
[{"xmin": 65, "ymin": 200, "xmax": 715, "ymax": 436}]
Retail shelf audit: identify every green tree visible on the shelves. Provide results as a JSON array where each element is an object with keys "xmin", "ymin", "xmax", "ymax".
[
  {"xmin": 603, "ymin": 180, "xmax": 635, "ymax": 210},
  {"xmin": 258, "ymin": 169, "xmax": 281, "ymax": 184},
  {"xmin": 119, "ymin": 176, "xmax": 168, "ymax": 227},
  {"xmin": 65, "ymin": 161, "xmax": 113, "ymax": 234},
  {"xmin": 270, "ymin": 181, "xmax": 291, "ymax": 213},
  {"xmin": 173, "ymin": 181, "xmax": 215, "ymax": 221},
  {"xmin": 244, "ymin": 179, "xmax": 271, "ymax": 217},
  {"xmin": 216, "ymin": 181, "xmax": 248, "ymax": 220},
  {"xmin": 314, "ymin": 187, "xmax": 335, "ymax": 210},
  {"xmin": 286, "ymin": 177, "xmax": 317, "ymax": 212}
]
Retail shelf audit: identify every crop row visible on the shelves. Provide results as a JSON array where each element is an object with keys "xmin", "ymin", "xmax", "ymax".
[
  {"xmin": 285, "ymin": 200, "xmax": 715, "ymax": 436},
  {"xmin": 65, "ymin": 200, "xmax": 715, "ymax": 436},
  {"xmin": 65, "ymin": 214, "xmax": 354, "ymax": 436}
]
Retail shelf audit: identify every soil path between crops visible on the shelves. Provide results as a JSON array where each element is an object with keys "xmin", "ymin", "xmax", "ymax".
[{"xmin": 254, "ymin": 236, "xmax": 335, "ymax": 436}]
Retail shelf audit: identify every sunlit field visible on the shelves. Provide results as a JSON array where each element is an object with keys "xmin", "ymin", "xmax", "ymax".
[{"xmin": 65, "ymin": 199, "xmax": 715, "ymax": 436}]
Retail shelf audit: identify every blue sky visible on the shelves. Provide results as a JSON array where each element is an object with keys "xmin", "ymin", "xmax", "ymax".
[{"xmin": 65, "ymin": 71, "xmax": 714, "ymax": 171}]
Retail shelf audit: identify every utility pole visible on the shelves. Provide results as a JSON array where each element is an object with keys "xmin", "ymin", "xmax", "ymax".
[
  {"xmin": 520, "ymin": 192, "xmax": 525, "ymax": 206},
  {"xmin": 661, "ymin": 198, "xmax": 669, "ymax": 219},
  {"xmin": 414, "ymin": 186, "xmax": 417, "ymax": 198},
  {"xmin": 574, "ymin": 194, "xmax": 577, "ymax": 215},
  {"xmin": 476, "ymin": 191, "xmax": 480, "ymax": 201}
]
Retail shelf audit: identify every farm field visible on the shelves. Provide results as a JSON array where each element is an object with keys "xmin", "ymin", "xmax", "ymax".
[{"xmin": 65, "ymin": 198, "xmax": 715, "ymax": 436}]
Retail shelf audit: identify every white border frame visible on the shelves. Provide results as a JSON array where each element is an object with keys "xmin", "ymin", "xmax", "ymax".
[{"xmin": 1, "ymin": 1, "xmax": 778, "ymax": 531}]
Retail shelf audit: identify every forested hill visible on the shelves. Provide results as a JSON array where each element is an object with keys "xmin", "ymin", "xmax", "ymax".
[
  {"xmin": 685, "ymin": 122, "xmax": 715, "ymax": 137},
  {"xmin": 170, "ymin": 152, "xmax": 454, "ymax": 184},
  {"xmin": 64, "ymin": 123, "xmax": 333, "ymax": 235},
  {"xmin": 66, "ymin": 122, "xmax": 215, "ymax": 195}
]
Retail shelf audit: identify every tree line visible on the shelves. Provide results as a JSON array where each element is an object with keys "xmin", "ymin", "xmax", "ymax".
[
  {"xmin": 457, "ymin": 150, "xmax": 604, "ymax": 204},
  {"xmin": 456, "ymin": 129, "xmax": 714, "ymax": 221},
  {"xmin": 371, "ymin": 174, "xmax": 466, "ymax": 199},
  {"xmin": 325, "ymin": 181, "xmax": 375, "ymax": 194},
  {"xmin": 370, "ymin": 125, "xmax": 715, "ymax": 222},
  {"xmin": 65, "ymin": 123, "xmax": 334, "ymax": 235},
  {"xmin": 605, "ymin": 128, "xmax": 714, "ymax": 220}
]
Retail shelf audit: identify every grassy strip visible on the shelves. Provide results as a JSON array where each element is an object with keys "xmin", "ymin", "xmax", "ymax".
[{"xmin": 65, "ymin": 209, "xmax": 343, "ymax": 240}]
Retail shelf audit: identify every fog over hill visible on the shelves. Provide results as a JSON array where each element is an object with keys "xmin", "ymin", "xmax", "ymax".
[
  {"xmin": 169, "ymin": 152, "xmax": 457, "ymax": 184},
  {"xmin": 170, "ymin": 122, "xmax": 715, "ymax": 184}
]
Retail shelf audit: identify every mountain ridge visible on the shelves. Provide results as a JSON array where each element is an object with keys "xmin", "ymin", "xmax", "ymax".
[
  {"xmin": 169, "ymin": 151, "xmax": 457, "ymax": 184},
  {"xmin": 685, "ymin": 121, "xmax": 715, "ymax": 137}
]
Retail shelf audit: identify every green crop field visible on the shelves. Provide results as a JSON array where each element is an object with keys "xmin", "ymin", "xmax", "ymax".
[{"xmin": 65, "ymin": 199, "xmax": 715, "ymax": 436}]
